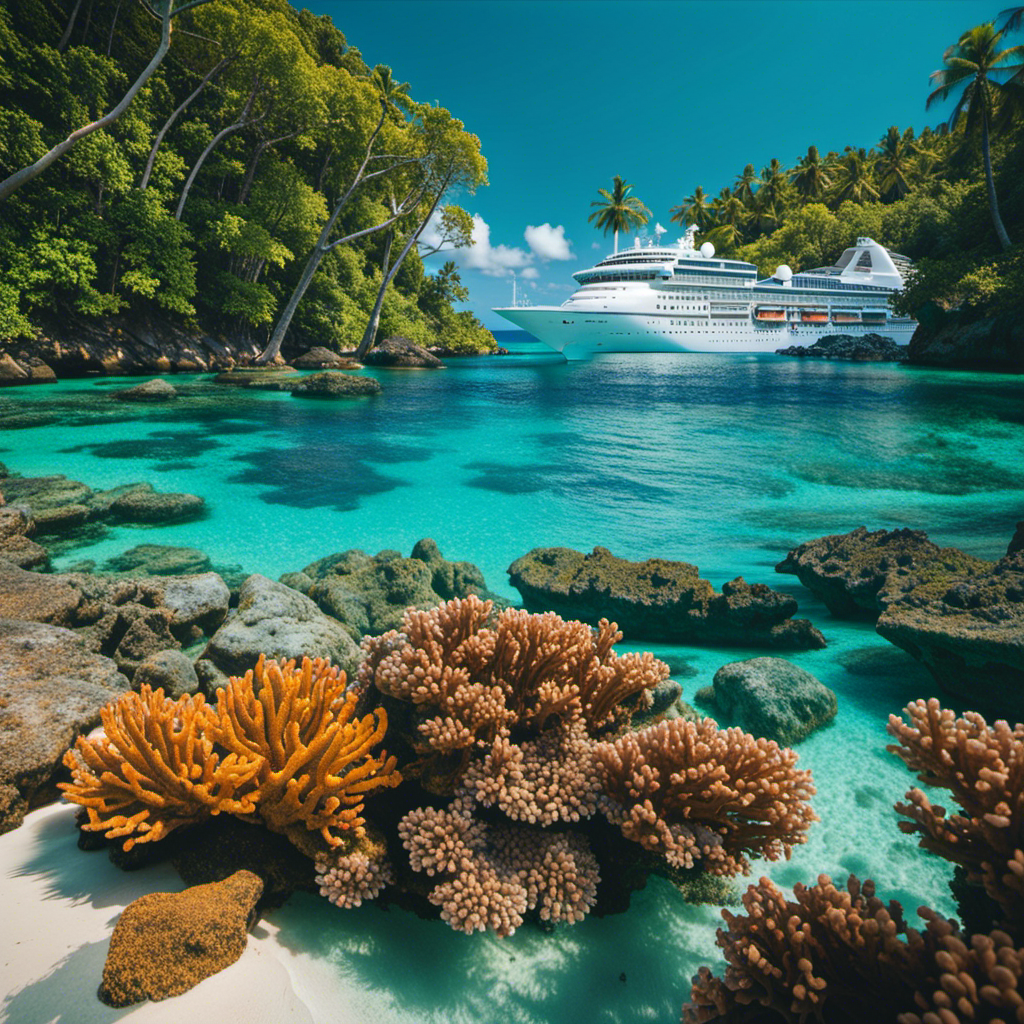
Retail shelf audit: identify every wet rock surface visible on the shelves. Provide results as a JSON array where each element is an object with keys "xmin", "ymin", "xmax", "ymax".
[
  {"xmin": 292, "ymin": 346, "xmax": 360, "ymax": 369},
  {"xmin": 0, "ymin": 507, "xmax": 49, "ymax": 569},
  {"xmin": 211, "ymin": 367, "xmax": 299, "ymax": 390},
  {"xmin": 0, "ymin": 618, "xmax": 128, "ymax": 834},
  {"xmin": 133, "ymin": 648, "xmax": 202, "ymax": 698},
  {"xmin": 114, "ymin": 378, "xmax": 178, "ymax": 402},
  {"xmin": 708, "ymin": 657, "xmax": 837, "ymax": 745},
  {"xmin": 507, "ymin": 546, "xmax": 825, "ymax": 650},
  {"xmin": 775, "ymin": 333, "xmax": 906, "ymax": 361},
  {"xmin": 103, "ymin": 543, "xmax": 213, "ymax": 576},
  {"xmin": 289, "ymin": 371, "xmax": 381, "ymax": 397},
  {"xmin": 362, "ymin": 337, "xmax": 443, "ymax": 368},
  {"xmin": 99, "ymin": 870, "xmax": 263, "ymax": 1006},
  {"xmin": 282, "ymin": 537, "xmax": 497, "ymax": 640}
]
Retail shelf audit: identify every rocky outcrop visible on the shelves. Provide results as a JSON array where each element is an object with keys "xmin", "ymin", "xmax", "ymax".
[
  {"xmin": 1008, "ymin": 522, "xmax": 1024, "ymax": 557},
  {"xmin": 292, "ymin": 346, "xmax": 360, "ymax": 369},
  {"xmin": 775, "ymin": 526, "xmax": 942, "ymax": 619},
  {"xmin": 289, "ymin": 371, "xmax": 381, "ymax": 397},
  {"xmin": 0, "ymin": 351, "xmax": 56, "ymax": 385},
  {"xmin": 108, "ymin": 487, "xmax": 205, "ymax": 524},
  {"xmin": 211, "ymin": 367, "xmax": 299, "ymax": 390},
  {"xmin": 201, "ymin": 574, "xmax": 361, "ymax": 677},
  {"xmin": 114, "ymin": 378, "xmax": 178, "ymax": 402},
  {"xmin": 362, "ymin": 337, "xmax": 443, "ymax": 368},
  {"xmin": 281, "ymin": 537, "xmax": 494, "ymax": 640},
  {"xmin": 0, "ymin": 618, "xmax": 128, "ymax": 834},
  {"xmin": 775, "ymin": 333, "xmax": 906, "ymax": 362},
  {"xmin": 907, "ymin": 306, "xmax": 1024, "ymax": 372},
  {"xmin": 133, "ymin": 649, "xmax": 202, "ymax": 698},
  {"xmin": 705, "ymin": 657, "xmax": 837, "ymax": 745},
  {"xmin": 99, "ymin": 870, "xmax": 263, "ymax": 1006},
  {"xmin": 0, "ymin": 506, "xmax": 49, "ymax": 569},
  {"xmin": 507, "ymin": 546, "xmax": 825, "ymax": 650},
  {"xmin": 876, "ymin": 550, "xmax": 1024, "ymax": 720},
  {"xmin": 103, "ymin": 543, "xmax": 213, "ymax": 576}
]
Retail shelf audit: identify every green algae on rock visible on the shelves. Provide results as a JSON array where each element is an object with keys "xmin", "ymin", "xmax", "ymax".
[
  {"xmin": 289, "ymin": 371, "xmax": 381, "ymax": 397},
  {"xmin": 507, "ymin": 546, "xmax": 825, "ymax": 650}
]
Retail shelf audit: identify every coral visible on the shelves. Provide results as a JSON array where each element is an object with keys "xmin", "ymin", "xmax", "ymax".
[
  {"xmin": 60, "ymin": 686, "xmax": 261, "ymax": 850},
  {"xmin": 887, "ymin": 698, "xmax": 1024, "ymax": 923},
  {"xmin": 683, "ymin": 873, "xmax": 1024, "ymax": 1024},
  {"xmin": 398, "ymin": 799, "xmax": 599, "ymax": 937},
  {"xmin": 213, "ymin": 654, "xmax": 401, "ymax": 846},
  {"xmin": 462, "ymin": 718, "xmax": 602, "ymax": 825},
  {"xmin": 358, "ymin": 595, "xmax": 667, "ymax": 787},
  {"xmin": 595, "ymin": 718, "xmax": 816, "ymax": 876},
  {"xmin": 315, "ymin": 848, "xmax": 394, "ymax": 908}
]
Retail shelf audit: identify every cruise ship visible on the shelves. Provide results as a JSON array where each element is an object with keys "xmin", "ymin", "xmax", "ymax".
[{"xmin": 494, "ymin": 227, "xmax": 917, "ymax": 359}]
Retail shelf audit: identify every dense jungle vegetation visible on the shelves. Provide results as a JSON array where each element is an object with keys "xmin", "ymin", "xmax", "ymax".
[{"xmin": 0, "ymin": 0, "xmax": 495, "ymax": 355}]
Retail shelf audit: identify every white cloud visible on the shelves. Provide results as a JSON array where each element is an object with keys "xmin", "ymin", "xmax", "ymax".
[
  {"xmin": 520, "ymin": 267, "xmax": 539, "ymax": 280},
  {"xmin": 524, "ymin": 223, "xmax": 572, "ymax": 261},
  {"xmin": 461, "ymin": 214, "xmax": 531, "ymax": 277},
  {"xmin": 591, "ymin": 241, "xmax": 602, "ymax": 250}
]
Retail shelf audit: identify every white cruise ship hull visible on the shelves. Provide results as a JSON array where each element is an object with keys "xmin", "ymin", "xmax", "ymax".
[{"xmin": 494, "ymin": 305, "xmax": 917, "ymax": 360}]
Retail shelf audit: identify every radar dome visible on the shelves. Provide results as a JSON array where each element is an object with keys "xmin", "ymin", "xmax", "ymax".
[
  {"xmin": 700, "ymin": 241, "xmax": 715, "ymax": 258},
  {"xmin": 775, "ymin": 264, "xmax": 793, "ymax": 282}
]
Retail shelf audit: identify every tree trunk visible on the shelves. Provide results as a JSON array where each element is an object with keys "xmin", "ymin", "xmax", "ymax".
[
  {"xmin": 0, "ymin": 3, "xmax": 190, "ymax": 202},
  {"xmin": 355, "ymin": 229, "xmax": 395, "ymax": 359},
  {"xmin": 105, "ymin": 0, "xmax": 123, "ymax": 56},
  {"xmin": 237, "ymin": 141, "xmax": 270, "ymax": 206},
  {"xmin": 139, "ymin": 56, "xmax": 228, "ymax": 189},
  {"xmin": 613, "ymin": 229, "xmax": 618, "ymax": 254},
  {"xmin": 58, "ymin": 0, "xmax": 84, "ymax": 52},
  {"xmin": 174, "ymin": 86, "xmax": 257, "ymax": 221},
  {"xmin": 982, "ymin": 116, "xmax": 1012, "ymax": 251}
]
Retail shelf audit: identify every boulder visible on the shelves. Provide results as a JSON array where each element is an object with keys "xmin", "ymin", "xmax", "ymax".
[
  {"xmin": 31, "ymin": 502, "xmax": 91, "ymax": 534},
  {"xmin": 775, "ymin": 526, "xmax": 942, "ymax": 619},
  {"xmin": 289, "ymin": 371, "xmax": 381, "ymax": 397},
  {"xmin": 0, "ymin": 618, "xmax": 128, "ymax": 834},
  {"xmin": 104, "ymin": 543, "xmax": 212, "ymax": 576},
  {"xmin": 285, "ymin": 538, "xmax": 495, "ymax": 639},
  {"xmin": 775, "ymin": 333, "xmax": 906, "ymax": 362},
  {"xmin": 202, "ymin": 574, "xmax": 361, "ymax": 677},
  {"xmin": 362, "ymin": 337, "xmax": 443, "ymax": 368},
  {"xmin": 0, "ymin": 561, "xmax": 84, "ymax": 624},
  {"xmin": 99, "ymin": 870, "xmax": 262, "ymax": 1007},
  {"xmin": 134, "ymin": 648, "xmax": 202, "ymax": 698},
  {"xmin": 0, "ymin": 352, "xmax": 29, "ymax": 384},
  {"xmin": 0, "ymin": 507, "xmax": 48, "ymax": 569},
  {"xmin": 292, "ymin": 346, "xmax": 360, "ymax": 369},
  {"xmin": 876, "ymin": 550, "xmax": 1024, "ymax": 721},
  {"xmin": 114, "ymin": 378, "xmax": 178, "ymax": 402},
  {"xmin": 109, "ymin": 486, "xmax": 205, "ymax": 524},
  {"xmin": 507, "ymin": 546, "xmax": 825, "ymax": 650},
  {"xmin": 146, "ymin": 573, "xmax": 231, "ymax": 637},
  {"xmin": 212, "ymin": 367, "xmax": 299, "ymax": 390},
  {"xmin": 709, "ymin": 657, "xmax": 837, "ymax": 745}
]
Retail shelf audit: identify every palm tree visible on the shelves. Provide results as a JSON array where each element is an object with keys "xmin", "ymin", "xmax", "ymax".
[
  {"xmin": 733, "ymin": 163, "xmax": 759, "ymax": 205},
  {"xmin": 588, "ymin": 174, "xmax": 650, "ymax": 253},
  {"xmin": 927, "ymin": 22, "xmax": 1024, "ymax": 250},
  {"xmin": 790, "ymin": 146, "xmax": 831, "ymax": 200},
  {"xmin": 830, "ymin": 147, "xmax": 881, "ymax": 205},
  {"xmin": 371, "ymin": 64, "xmax": 412, "ymax": 116},
  {"xmin": 712, "ymin": 189, "xmax": 748, "ymax": 239},
  {"xmin": 758, "ymin": 158, "xmax": 791, "ymax": 213},
  {"xmin": 669, "ymin": 185, "xmax": 713, "ymax": 229},
  {"xmin": 874, "ymin": 126, "xmax": 932, "ymax": 200}
]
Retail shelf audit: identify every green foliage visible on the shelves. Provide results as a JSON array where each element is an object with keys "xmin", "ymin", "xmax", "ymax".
[{"xmin": 0, "ymin": 0, "xmax": 488, "ymax": 353}]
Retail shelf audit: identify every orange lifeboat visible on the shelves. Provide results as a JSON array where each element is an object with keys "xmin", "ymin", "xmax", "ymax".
[{"xmin": 754, "ymin": 307, "xmax": 787, "ymax": 323}]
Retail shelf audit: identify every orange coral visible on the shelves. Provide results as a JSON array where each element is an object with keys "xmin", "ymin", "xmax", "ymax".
[
  {"xmin": 595, "ymin": 718, "xmax": 816, "ymax": 876},
  {"xmin": 60, "ymin": 686, "xmax": 261, "ymax": 850},
  {"xmin": 887, "ymin": 698, "xmax": 1024, "ymax": 922},
  {"xmin": 213, "ymin": 654, "xmax": 401, "ymax": 846}
]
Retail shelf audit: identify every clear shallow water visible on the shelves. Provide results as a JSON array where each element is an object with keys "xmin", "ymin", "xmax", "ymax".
[{"xmin": 3, "ymin": 334, "xmax": 1023, "ymax": 1021}]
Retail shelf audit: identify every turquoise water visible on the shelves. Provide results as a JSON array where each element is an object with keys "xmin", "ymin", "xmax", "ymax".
[{"xmin": 3, "ymin": 334, "xmax": 1023, "ymax": 1021}]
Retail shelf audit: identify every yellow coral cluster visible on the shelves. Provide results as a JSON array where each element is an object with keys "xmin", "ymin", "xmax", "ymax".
[{"xmin": 61, "ymin": 655, "xmax": 400, "ymax": 851}]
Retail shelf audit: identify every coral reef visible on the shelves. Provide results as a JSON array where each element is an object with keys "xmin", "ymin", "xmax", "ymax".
[
  {"xmin": 61, "ymin": 686, "xmax": 261, "ymax": 850},
  {"xmin": 887, "ymin": 698, "xmax": 1024, "ymax": 924},
  {"xmin": 213, "ymin": 654, "xmax": 401, "ymax": 846},
  {"xmin": 315, "ymin": 847, "xmax": 394, "ymax": 908},
  {"xmin": 595, "ymin": 718, "xmax": 817, "ymax": 876}
]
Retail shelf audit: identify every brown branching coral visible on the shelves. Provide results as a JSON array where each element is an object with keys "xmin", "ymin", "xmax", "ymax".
[
  {"xmin": 595, "ymin": 718, "xmax": 816, "ymax": 876},
  {"xmin": 314, "ymin": 848, "xmax": 394, "ymax": 908},
  {"xmin": 887, "ymin": 698, "xmax": 1024, "ymax": 923},
  {"xmin": 397, "ymin": 799, "xmax": 600, "ymax": 937},
  {"xmin": 357, "ymin": 595, "xmax": 667, "ymax": 788},
  {"xmin": 60, "ymin": 686, "xmax": 261, "ymax": 850},
  {"xmin": 213, "ymin": 654, "xmax": 401, "ymax": 846},
  {"xmin": 683, "ymin": 874, "xmax": 1024, "ymax": 1024}
]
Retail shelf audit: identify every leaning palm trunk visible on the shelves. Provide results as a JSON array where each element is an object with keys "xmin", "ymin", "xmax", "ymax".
[
  {"xmin": 981, "ymin": 116, "xmax": 1012, "ymax": 250},
  {"xmin": 0, "ymin": 0, "xmax": 214, "ymax": 203}
]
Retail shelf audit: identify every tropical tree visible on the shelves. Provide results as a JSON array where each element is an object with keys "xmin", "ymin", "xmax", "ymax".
[
  {"xmin": 758, "ymin": 157, "xmax": 792, "ymax": 213},
  {"xmin": 587, "ymin": 174, "xmax": 650, "ymax": 253},
  {"xmin": 0, "ymin": 0, "xmax": 217, "ymax": 202},
  {"xmin": 370, "ymin": 64, "xmax": 412, "ymax": 116},
  {"xmin": 790, "ymin": 145, "xmax": 831, "ymax": 200},
  {"xmin": 733, "ymin": 163, "xmax": 759, "ymax": 205},
  {"xmin": 670, "ymin": 185, "xmax": 713, "ymax": 230},
  {"xmin": 927, "ymin": 22, "xmax": 1024, "ymax": 250},
  {"xmin": 874, "ymin": 126, "xmax": 930, "ymax": 201},
  {"xmin": 830, "ymin": 147, "xmax": 881, "ymax": 205}
]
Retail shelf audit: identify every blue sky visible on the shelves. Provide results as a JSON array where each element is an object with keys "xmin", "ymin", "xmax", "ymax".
[{"xmin": 306, "ymin": 0, "xmax": 997, "ymax": 329}]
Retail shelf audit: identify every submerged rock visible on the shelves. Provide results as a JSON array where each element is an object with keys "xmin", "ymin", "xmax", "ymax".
[
  {"xmin": 104, "ymin": 543, "xmax": 212, "ymax": 576},
  {"xmin": 283, "ymin": 538, "xmax": 495, "ymax": 639},
  {"xmin": 507, "ymin": 546, "xmax": 825, "ymax": 650},
  {"xmin": 292, "ymin": 346, "xmax": 360, "ymax": 369},
  {"xmin": 775, "ymin": 526, "xmax": 942, "ymax": 619},
  {"xmin": 109, "ymin": 486, "xmax": 205, "ymax": 524},
  {"xmin": 211, "ymin": 367, "xmax": 299, "ymax": 390},
  {"xmin": 114, "ymin": 378, "xmax": 178, "ymax": 402},
  {"xmin": 202, "ymin": 574, "xmax": 361, "ymax": 677},
  {"xmin": 99, "ymin": 870, "xmax": 263, "ymax": 1006},
  {"xmin": 709, "ymin": 657, "xmax": 837, "ymax": 745},
  {"xmin": 363, "ymin": 337, "xmax": 443, "ymax": 368},
  {"xmin": 0, "ymin": 618, "xmax": 128, "ymax": 834},
  {"xmin": 289, "ymin": 371, "xmax": 381, "ymax": 397},
  {"xmin": 775, "ymin": 333, "xmax": 906, "ymax": 362}
]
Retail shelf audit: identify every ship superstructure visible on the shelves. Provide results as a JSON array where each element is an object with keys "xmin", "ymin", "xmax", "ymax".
[{"xmin": 494, "ymin": 227, "xmax": 917, "ymax": 360}]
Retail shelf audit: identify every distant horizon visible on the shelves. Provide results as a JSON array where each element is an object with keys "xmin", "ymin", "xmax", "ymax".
[{"xmin": 306, "ymin": 0, "xmax": 996, "ymax": 329}]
